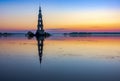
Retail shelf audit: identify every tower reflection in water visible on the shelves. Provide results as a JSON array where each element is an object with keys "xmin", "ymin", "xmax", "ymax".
[
  {"xmin": 27, "ymin": 35, "xmax": 50, "ymax": 64},
  {"xmin": 36, "ymin": 36, "xmax": 44, "ymax": 64}
]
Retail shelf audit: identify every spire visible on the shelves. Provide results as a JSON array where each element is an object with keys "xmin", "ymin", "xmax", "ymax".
[
  {"xmin": 37, "ymin": 5, "xmax": 44, "ymax": 32},
  {"xmin": 39, "ymin": 6, "xmax": 41, "ymax": 13}
]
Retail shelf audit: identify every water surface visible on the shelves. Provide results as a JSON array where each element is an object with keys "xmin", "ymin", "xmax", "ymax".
[{"xmin": 0, "ymin": 34, "xmax": 120, "ymax": 81}]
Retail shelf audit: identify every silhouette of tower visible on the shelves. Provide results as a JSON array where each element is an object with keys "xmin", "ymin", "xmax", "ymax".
[
  {"xmin": 36, "ymin": 6, "xmax": 45, "ymax": 36},
  {"xmin": 37, "ymin": 36, "xmax": 44, "ymax": 64}
]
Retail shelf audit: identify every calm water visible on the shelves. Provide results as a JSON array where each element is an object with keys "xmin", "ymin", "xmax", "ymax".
[{"xmin": 0, "ymin": 34, "xmax": 120, "ymax": 81}]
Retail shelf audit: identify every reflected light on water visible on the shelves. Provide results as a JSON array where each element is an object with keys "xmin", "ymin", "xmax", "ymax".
[{"xmin": 0, "ymin": 35, "xmax": 120, "ymax": 81}]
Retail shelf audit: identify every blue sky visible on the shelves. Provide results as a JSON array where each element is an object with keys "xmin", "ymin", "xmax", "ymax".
[{"xmin": 0, "ymin": 0, "xmax": 119, "ymax": 9}]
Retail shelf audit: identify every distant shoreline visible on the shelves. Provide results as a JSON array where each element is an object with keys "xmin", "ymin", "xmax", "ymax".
[
  {"xmin": 0, "ymin": 32, "xmax": 120, "ymax": 37},
  {"xmin": 0, "ymin": 32, "xmax": 25, "ymax": 37},
  {"xmin": 64, "ymin": 32, "xmax": 120, "ymax": 34},
  {"xmin": 0, "ymin": 32, "xmax": 120, "ymax": 34}
]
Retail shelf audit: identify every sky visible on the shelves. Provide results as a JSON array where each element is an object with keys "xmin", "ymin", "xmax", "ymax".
[{"xmin": 0, "ymin": 0, "xmax": 120, "ymax": 32}]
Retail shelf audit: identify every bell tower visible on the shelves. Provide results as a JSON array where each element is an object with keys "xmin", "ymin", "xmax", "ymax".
[{"xmin": 36, "ymin": 6, "xmax": 45, "ymax": 35}]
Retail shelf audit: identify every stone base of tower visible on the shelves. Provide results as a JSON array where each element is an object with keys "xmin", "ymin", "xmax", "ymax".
[
  {"xmin": 35, "ymin": 30, "xmax": 51, "ymax": 37},
  {"xmin": 36, "ymin": 30, "xmax": 45, "ymax": 35}
]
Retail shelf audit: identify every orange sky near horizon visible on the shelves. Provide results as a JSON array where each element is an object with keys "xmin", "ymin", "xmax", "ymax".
[{"xmin": 0, "ymin": 9, "xmax": 120, "ymax": 32}]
